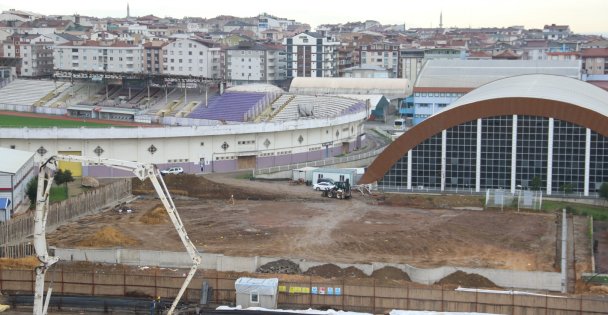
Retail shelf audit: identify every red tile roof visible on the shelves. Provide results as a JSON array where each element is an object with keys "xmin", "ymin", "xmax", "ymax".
[
  {"xmin": 581, "ymin": 48, "xmax": 608, "ymax": 57},
  {"xmin": 58, "ymin": 40, "xmax": 137, "ymax": 47}
]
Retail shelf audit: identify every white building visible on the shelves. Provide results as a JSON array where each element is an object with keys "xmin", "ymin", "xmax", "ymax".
[
  {"xmin": 359, "ymin": 42, "xmax": 401, "ymax": 78},
  {"xmin": 162, "ymin": 38, "xmax": 222, "ymax": 78},
  {"xmin": 225, "ymin": 42, "xmax": 286, "ymax": 84},
  {"xmin": 53, "ymin": 40, "xmax": 144, "ymax": 73},
  {"xmin": 283, "ymin": 31, "xmax": 340, "ymax": 78},
  {"xmin": 0, "ymin": 147, "xmax": 35, "ymax": 220},
  {"xmin": 2, "ymin": 34, "xmax": 54, "ymax": 77}
]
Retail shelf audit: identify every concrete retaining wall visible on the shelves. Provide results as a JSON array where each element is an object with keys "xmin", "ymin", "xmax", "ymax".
[{"xmin": 53, "ymin": 248, "xmax": 561, "ymax": 291}]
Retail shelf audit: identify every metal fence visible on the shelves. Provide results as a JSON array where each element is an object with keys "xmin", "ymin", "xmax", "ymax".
[
  {"xmin": 255, "ymin": 145, "xmax": 387, "ymax": 175},
  {"xmin": 0, "ymin": 179, "xmax": 132, "ymax": 250},
  {"xmin": 0, "ymin": 103, "xmax": 67, "ymax": 115},
  {"xmin": 1, "ymin": 268, "xmax": 606, "ymax": 314}
]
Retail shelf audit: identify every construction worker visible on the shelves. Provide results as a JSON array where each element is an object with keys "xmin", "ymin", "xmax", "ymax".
[{"xmin": 229, "ymin": 194, "xmax": 235, "ymax": 205}]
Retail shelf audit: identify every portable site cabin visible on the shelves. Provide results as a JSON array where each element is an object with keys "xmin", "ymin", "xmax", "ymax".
[
  {"xmin": 235, "ymin": 277, "xmax": 278, "ymax": 309},
  {"xmin": 291, "ymin": 167, "xmax": 318, "ymax": 185},
  {"xmin": 311, "ymin": 168, "xmax": 357, "ymax": 185},
  {"xmin": 0, "ymin": 147, "xmax": 36, "ymax": 220}
]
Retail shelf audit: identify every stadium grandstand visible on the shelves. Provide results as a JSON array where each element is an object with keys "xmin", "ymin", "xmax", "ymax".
[{"xmin": 0, "ymin": 78, "xmax": 369, "ymax": 175}]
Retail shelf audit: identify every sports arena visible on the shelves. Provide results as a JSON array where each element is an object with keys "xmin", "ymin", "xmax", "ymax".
[{"xmin": 0, "ymin": 72, "xmax": 408, "ymax": 176}]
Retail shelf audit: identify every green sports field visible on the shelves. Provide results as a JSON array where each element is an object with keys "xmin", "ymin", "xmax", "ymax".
[{"xmin": 0, "ymin": 114, "xmax": 130, "ymax": 128}]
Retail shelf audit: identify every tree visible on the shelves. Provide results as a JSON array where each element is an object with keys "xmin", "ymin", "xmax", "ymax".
[
  {"xmin": 531, "ymin": 176, "xmax": 541, "ymax": 191},
  {"xmin": 54, "ymin": 169, "xmax": 74, "ymax": 186},
  {"xmin": 54, "ymin": 169, "xmax": 74, "ymax": 199},
  {"xmin": 560, "ymin": 183, "xmax": 573, "ymax": 195},
  {"xmin": 599, "ymin": 182, "xmax": 608, "ymax": 202},
  {"xmin": 26, "ymin": 177, "xmax": 38, "ymax": 209}
]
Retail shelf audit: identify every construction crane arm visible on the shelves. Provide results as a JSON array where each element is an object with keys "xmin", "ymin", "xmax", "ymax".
[{"xmin": 33, "ymin": 155, "xmax": 201, "ymax": 315}]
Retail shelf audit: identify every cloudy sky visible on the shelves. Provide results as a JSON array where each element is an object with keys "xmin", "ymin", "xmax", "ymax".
[{"xmin": 1, "ymin": 0, "xmax": 606, "ymax": 34}]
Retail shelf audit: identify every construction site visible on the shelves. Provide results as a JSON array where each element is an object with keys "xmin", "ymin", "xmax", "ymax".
[{"xmin": 45, "ymin": 174, "xmax": 577, "ymax": 273}]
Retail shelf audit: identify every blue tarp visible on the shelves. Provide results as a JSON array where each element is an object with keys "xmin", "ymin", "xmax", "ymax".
[{"xmin": 0, "ymin": 198, "xmax": 10, "ymax": 209}]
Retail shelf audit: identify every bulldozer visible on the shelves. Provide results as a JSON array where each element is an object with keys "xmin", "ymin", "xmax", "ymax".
[{"xmin": 321, "ymin": 180, "xmax": 352, "ymax": 199}]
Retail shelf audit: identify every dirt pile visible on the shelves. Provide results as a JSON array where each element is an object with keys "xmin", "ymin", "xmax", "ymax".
[
  {"xmin": 304, "ymin": 264, "xmax": 344, "ymax": 278},
  {"xmin": 435, "ymin": 271, "xmax": 498, "ymax": 288},
  {"xmin": 139, "ymin": 204, "xmax": 168, "ymax": 224},
  {"xmin": 343, "ymin": 266, "xmax": 368, "ymax": 278},
  {"xmin": 257, "ymin": 259, "xmax": 301, "ymax": 274},
  {"xmin": 304, "ymin": 264, "xmax": 369, "ymax": 279},
  {"xmin": 77, "ymin": 226, "xmax": 138, "ymax": 247},
  {"xmin": 371, "ymin": 266, "xmax": 411, "ymax": 282},
  {"xmin": 132, "ymin": 174, "xmax": 282, "ymax": 200}
]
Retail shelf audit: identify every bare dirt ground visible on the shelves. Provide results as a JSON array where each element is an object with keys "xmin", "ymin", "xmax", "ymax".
[{"xmin": 43, "ymin": 174, "xmax": 592, "ymax": 274}]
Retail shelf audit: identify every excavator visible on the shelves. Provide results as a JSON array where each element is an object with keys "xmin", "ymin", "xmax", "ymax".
[
  {"xmin": 33, "ymin": 155, "xmax": 201, "ymax": 315},
  {"xmin": 321, "ymin": 180, "xmax": 352, "ymax": 199}
]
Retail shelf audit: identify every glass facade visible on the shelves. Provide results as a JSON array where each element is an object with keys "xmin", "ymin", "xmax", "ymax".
[
  {"xmin": 411, "ymin": 133, "xmax": 441, "ymax": 189},
  {"xmin": 590, "ymin": 131, "xmax": 608, "ymax": 191},
  {"xmin": 552, "ymin": 119, "xmax": 586, "ymax": 193},
  {"xmin": 480, "ymin": 116, "xmax": 512, "ymax": 189},
  {"xmin": 445, "ymin": 121, "xmax": 477, "ymax": 190},
  {"xmin": 378, "ymin": 115, "xmax": 608, "ymax": 195},
  {"xmin": 516, "ymin": 116, "xmax": 548, "ymax": 190}
]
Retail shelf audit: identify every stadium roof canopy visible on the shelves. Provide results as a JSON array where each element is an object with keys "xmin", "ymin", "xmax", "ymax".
[
  {"xmin": 289, "ymin": 77, "xmax": 411, "ymax": 99},
  {"xmin": 227, "ymin": 84, "xmax": 284, "ymax": 93},
  {"xmin": 360, "ymin": 74, "xmax": 608, "ymax": 184},
  {"xmin": 414, "ymin": 59, "xmax": 581, "ymax": 91}
]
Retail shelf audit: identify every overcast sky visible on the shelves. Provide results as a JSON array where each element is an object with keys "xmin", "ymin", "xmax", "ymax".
[{"xmin": 1, "ymin": 0, "xmax": 607, "ymax": 34}]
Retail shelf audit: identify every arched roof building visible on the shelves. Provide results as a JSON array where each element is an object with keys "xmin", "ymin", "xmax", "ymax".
[
  {"xmin": 289, "ymin": 77, "xmax": 411, "ymax": 99},
  {"xmin": 360, "ymin": 74, "xmax": 608, "ymax": 197}
]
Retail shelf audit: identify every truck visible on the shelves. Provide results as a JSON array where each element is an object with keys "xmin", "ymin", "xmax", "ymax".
[{"xmin": 321, "ymin": 180, "xmax": 352, "ymax": 199}]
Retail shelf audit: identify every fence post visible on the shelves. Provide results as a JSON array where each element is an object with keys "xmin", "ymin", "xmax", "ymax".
[
  {"xmin": 441, "ymin": 285, "xmax": 444, "ymax": 311},
  {"xmin": 341, "ymin": 278, "xmax": 345, "ymax": 310},
  {"xmin": 92, "ymin": 265, "xmax": 95, "ymax": 296},
  {"xmin": 406, "ymin": 284, "xmax": 409, "ymax": 311},
  {"xmin": 372, "ymin": 278, "xmax": 376, "ymax": 314}
]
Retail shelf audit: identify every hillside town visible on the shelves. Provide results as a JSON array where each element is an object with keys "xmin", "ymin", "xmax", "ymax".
[{"xmin": 0, "ymin": 7, "xmax": 606, "ymax": 84}]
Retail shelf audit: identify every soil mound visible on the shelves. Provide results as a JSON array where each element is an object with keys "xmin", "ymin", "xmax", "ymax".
[
  {"xmin": 371, "ymin": 266, "xmax": 411, "ymax": 281},
  {"xmin": 132, "ymin": 174, "xmax": 281, "ymax": 200},
  {"xmin": 139, "ymin": 204, "xmax": 168, "ymax": 224},
  {"xmin": 343, "ymin": 266, "xmax": 367, "ymax": 278},
  {"xmin": 257, "ymin": 259, "xmax": 301, "ymax": 274},
  {"xmin": 435, "ymin": 271, "xmax": 498, "ymax": 288},
  {"xmin": 304, "ymin": 264, "xmax": 344, "ymax": 278},
  {"xmin": 77, "ymin": 226, "xmax": 138, "ymax": 247}
]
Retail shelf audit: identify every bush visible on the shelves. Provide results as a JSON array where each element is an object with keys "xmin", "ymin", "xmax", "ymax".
[{"xmin": 26, "ymin": 177, "xmax": 38, "ymax": 209}]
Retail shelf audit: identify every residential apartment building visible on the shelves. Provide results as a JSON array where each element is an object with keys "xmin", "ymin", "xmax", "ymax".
[
  {"xmin": 53, "ymin": 40, "xmax": 144, "ymax": 73},
  {"xmin": 143, "ymin": 40, "xmax": 167, "ymax": 74},
  {"xmin": 400, "ymin": 49, "xmax": 424, "ymax": 81},
  {"xmin": 283, "ymin": 31, "xmax": 339, "ymax": 78},
  {"xmin": 2, "ymin": 34, "xmax": 54, "ymax": 77},
  {"xmin": 581, "ymin": 48, "xmax": 608, "ymax": 75},
  {"xmin": 543, "ymin": 24, "xmax": 571, "ymax": 40},
  {"xmin": 359, "ymin": 42, "xmax": 401, "ymax": 78},
  {"xmin": 162, "ymin": 38, "xmax": 222, "ymax": 78},
  {"xmin": 225, "ymin": 42, "xmax": 286, "ymax": 84}
]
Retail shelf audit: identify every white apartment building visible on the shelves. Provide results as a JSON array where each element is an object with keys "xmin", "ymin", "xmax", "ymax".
[
  {"xmin": 53, "ymin": 40, "xmax": 144, "ymax": 73},
  {"xmin": 283, "ymin": 31, "xmax": 339, "ymax": 78},
  {"xmin": 359, "ymin": 42, "xmax": 401, "ymax": 78},
  {"xmin": 162, "ymin": 38, "xmax": 221, "ymax": 78},
  {"xmin": 2, "ymin": 34, "xmax": 54, "ymax": 77},
  {"xmin": 225, "ymin": 42, "xmax": 286, "ymax": 84}
]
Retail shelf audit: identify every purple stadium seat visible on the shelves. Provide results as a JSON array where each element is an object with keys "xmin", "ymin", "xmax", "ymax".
[{"xmin": 187, "ymin": 92, "xmax": 267, "ymax": 122}]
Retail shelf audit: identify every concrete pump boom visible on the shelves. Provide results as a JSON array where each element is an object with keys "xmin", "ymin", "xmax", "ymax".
[{"xmin": 33, "ymin": 155, "xmax": 202, "ymax": 315}]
